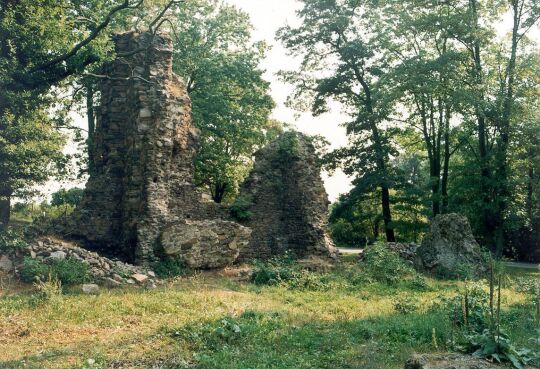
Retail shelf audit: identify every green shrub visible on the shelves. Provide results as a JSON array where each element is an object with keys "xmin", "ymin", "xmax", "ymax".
[
  {"xmin": 51, "ymin": 187, "xmax": 84, "ymax": 207},
  {"xmin": 250, "ymin": 254, "xmax": 297, "ymax": 285},
  {"xmin": 431, "ymin": 282, "xmax": 490, "ymax": 333},
  {"xmin": 20, "ymin": 257, "xmax": 89, "ymax": 285},
  {"xmin": 50, "ymin": 257, "xmax": 90, "ymax": 285},
  {"xmin": 406, "ymin": 274, "xmax": 431, "ymax": 291},
  {"xmin": 274, "ymin": 131, "xmax": 300, "ymax": 164},
  {"xmin": 0, "ymin": 229, "xmax": 28, "ymax": 252},
  {"xmin": 393, "ymin": 295, "xmax": 419, "ymax": 314},
  {"xmin": 360, "ymin": 242, "xmax": 414, "ymax": 284},
  {"xmin": 250, "ymin": 255, "xmax": 339, "ymax": 291},
  {"xmin": 20, "ymin": 257, "xmax": 50, "ymax": 283},
  {"xmin": 464, "ymin": 329, "xmax": 536, "ymax": 368},
  {"xmin": 434, "ymin": 261, "xmax": 475, "ymax": 280},
  {"xmin": 339, "ymin": 265, "xmax": 369, "ymax": 286},
  {"xmin": 33, "ymin": 273, "xmax": 63, "ymax": 303},
  {"xmin": 285, "ymin": 269, "xmax": 338, "ymax": 291},
  {"xmin": 229, "ymin": 194, "xmax": 253, "ymax": 221},
  {"xmin": 153, "ymin": 258, "xmax": 186, "ymax": 278}
]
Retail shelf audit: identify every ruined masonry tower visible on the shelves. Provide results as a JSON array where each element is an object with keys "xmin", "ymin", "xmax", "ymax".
[
  {"xmin": 68, "ymin": 31, "xmax": 335, "ymax": 267},
  {"xmin": 70, "ymin": 32, "xmax": 205, "ymax": 262}
]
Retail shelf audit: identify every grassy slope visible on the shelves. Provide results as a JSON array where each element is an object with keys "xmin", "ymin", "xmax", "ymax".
[{"xmin": 0, "ymin": 259, "xmax": 537, "ymax": 369}]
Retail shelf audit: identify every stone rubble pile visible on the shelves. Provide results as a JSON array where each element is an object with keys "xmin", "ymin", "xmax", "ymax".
[{"xmin": 1, "ymin": 236, "xmax": 158, "ymax": 288}]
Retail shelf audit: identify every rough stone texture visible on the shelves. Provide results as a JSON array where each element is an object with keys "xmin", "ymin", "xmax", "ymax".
[
  {"xmin": 82, "ymin": 284, "xmax": 100, "ymax": 294},
  {"xmin": 0, "ymin": 254, "xmax": 13, "ymax": 272},
  {"xmin": 236, "ymin": 132, "xmax": 337, "ymax": 261},
  {"xmin": 404, "ymin": 354, "xmax": 518, "ymax": 369},
  {"xmin": 66, "ymin": 31, "xmax": 237, "ymax": 265},
  {"xmin": 415, "ymin": 213, "xmax": 487, "ymax": 275},
  {"xmin": 2, "ymin": 236, "xmax": 158, "ymax": 287},
  {"xmin": 359, "ymin": 242, "xmax": 419, "ymax": 265},
  {"xmin": 161, "ymin": 220, "xmax": 252, "ymax": 269},
  {"xmin": 49, "ymin": 251, "xmax": 66, "ymax": 260},
  {"xmin": 62, "ymin": 32, "xmax": 335, "ymax": 268}
]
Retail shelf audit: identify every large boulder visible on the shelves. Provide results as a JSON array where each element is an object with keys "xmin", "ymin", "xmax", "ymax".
[
  {"xmin": 160, "ymin": 220, "xmax": 252, "ymax": 269},
  {"xmin": 415, "ymin": 213, "xmax": 487, "ymax": 276}
]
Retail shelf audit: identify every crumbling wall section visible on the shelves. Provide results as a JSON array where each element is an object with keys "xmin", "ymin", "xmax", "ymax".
[
  {"xmin": 236, "ymin": 132, "xmax": 337, "ymax": 261},
  {"xmin": 70, "ymin": 31, "xmax": 201, "ymax": 263}
]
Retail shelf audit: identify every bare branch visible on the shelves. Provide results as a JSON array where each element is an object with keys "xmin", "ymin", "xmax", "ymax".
[{"xmin": 149, "ymin": 0, "xmax": 185, "ymax": 33}]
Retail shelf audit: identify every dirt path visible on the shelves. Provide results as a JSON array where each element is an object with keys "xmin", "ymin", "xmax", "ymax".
[
  {"xmin": 504, "ymin": 261, "xmax": 539, "ymax": 270},
  {"xmin": 337, "ymin": 248, "xmax": 363, "ymax": 255}
]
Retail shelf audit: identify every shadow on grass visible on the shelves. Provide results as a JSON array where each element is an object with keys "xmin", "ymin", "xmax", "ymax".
[
  {"xmin": 0, "ymin": 307, "xmax": 445, "ymax": 369},
  {"xmin": 155, "ymin": 310, "xmax": 451, "ymax": 369}
]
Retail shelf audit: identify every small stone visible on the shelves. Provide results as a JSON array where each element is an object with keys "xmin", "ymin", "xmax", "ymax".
[
  {"xmin": 147, "ymin": 271, "xmax": 156, "ymax": 277},
  {"xmin": 131, "ymin": 273, "xmax": 148, "ymax": 284},
  {"xmin": 112, "ymin": 274, "xmax": 124, "ymax": 283},
  {"xmin": 49, "ymin": 251, "xmax": 66, "ymax": 260},
  {"xmin": 0, "ymin": 255, "xmax": 13, "ymax": 272},
  {"xmin": 139, "ymin": 108, "xmax": 152, "ymax": 118},
  {"xmin": 29, "ymin": 250, "xmax": 37, "ymax": 259},
  {"xmin": 126, "ymin": 279, "xmax": 135, "ymax": 284},
  {"xmin": 82, "ymin": 284, "xmax": 100, "ymax": 294},
  {"xmin": 102, "ymin": 277, "xmax": 122, "ymax": 288}
]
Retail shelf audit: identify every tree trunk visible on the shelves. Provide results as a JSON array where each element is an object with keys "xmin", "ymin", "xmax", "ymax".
[
  {"xmin": 86, "ymin": 84, "xmax": 96, "ymax": 175},
  {"xmin": 492, "ymin": 1, "xmax": 520, "ymax": 256},
  {"xmin": 365, "ymin": 95, "xmax": 395, "ymax": 242},
  {"xmin": 343, "ymin": 47, "xmax": 396, "ymax": 242},
  {"xmin": 372, "ymin": 217, "xmax": 380, "ymax": 242},
  {"xmin": 0, "ymin": 189, "xmax": 12, "ymax": 231},
  {"xmin": 526, "ymin": 166, "xmax": 534, "ymax": 223},
  {"xmin": 441, "ymin": 107, "xmax": 451, "ymax": 213},
  {"xmin": 212, "ymin": 181, "xmax": 228, "ymax": 203},
  {"xmin": 470, "ymin": 0, "xmax": 494, "ymax": 248},
  {"xmin": 381, "ymin": 185, "xmax": 395, "ymax": 242}
]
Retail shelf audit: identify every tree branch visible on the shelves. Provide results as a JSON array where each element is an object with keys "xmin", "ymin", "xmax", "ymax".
[{"xmin": 29, "ymin": 0, "xmax": 142, "ymax": 74}]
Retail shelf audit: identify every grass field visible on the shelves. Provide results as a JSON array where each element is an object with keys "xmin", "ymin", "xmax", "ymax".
[{"xmin": 0, "ymin": 257, "xmax": 538, "ymax": 369}]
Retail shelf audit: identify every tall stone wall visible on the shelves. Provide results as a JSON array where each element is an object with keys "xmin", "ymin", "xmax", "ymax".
[
  {"xmin": 67, "ymin": 32, "xmax": 334, "ymax": 267},
  {"xmin": 236, "ymin": 132, "xmax": 337, "ymax": 261},
  {"xmin": 68, "ymin": 31, "xmax": 225, "ymax": 263}
]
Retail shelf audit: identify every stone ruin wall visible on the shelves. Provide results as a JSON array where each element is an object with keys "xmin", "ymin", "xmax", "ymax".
[
  {"xmin": 67, "ymin": 32, "xmax": 335, "ymax": 267},
  {"xmin": 69, "ymin": 31, "xmax": 226, "ymax": 263},
  {"xmin": 236, "ymin": 132, "xmax": 337, "ymax": 261}
]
